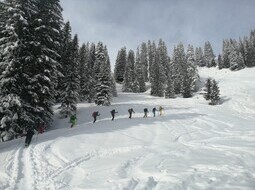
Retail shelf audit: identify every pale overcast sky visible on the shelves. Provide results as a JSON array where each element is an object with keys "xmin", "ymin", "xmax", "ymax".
[{"xmin": 60, "ymin": 0, "xmax": 255, "ymax": 64}]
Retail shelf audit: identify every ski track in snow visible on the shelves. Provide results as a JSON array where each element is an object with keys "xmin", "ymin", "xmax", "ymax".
[{"xmin": 5, "ymin": 147, "xmax": 23, "ymax": 190}]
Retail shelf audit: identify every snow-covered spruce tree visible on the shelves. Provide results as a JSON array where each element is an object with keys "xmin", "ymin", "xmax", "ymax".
[
  {"xmin": 148, "ymin": 41, "xmax": 156, "ymax": 82},
  {"xmin": 229, "ymin": 42, "xmax": 245, "ymax": 71},
  {"xmin": 56, "ymin": 21, "xmax": 71, "ymax": 102},
  {"xmin": 111, "ymin": 75, "xmax": 118, "ymax": 97},
  {"xmin": 114, "ymin": 47, "xmax": 127, "ymax": 83},
  {"xmin": 59, "ymin": 29, "xmax": 80, "ymax": 118},
  {"xmin": 0, "ymin": 0, "xmax": 41, "ymax": 140},
  {"xmin": 238, "ymin": 38, "xmax": 247, "ymax": 66},
  {"xmin": 195, "ymin": 47, "xmax": 204, "ymax": 66},
  {"xmin": 204, "ymin": 78, "xmax": 212, "ymax": 101},
  {"xmin": 217, "ymin": 54, "xmax": 223, "ymax": 69},
  {"xmin": 140, "ymin": 42, "xmax": 149, "ymax": 81},
  {"xmin": 78, "ymin": 43, "xmax": 90, "ymax": 101},
  {"xmin": 181, "ymin": 46, "xmax": 194, "ymax": 98},
  {"xmin": 165, "ymin": 59, "xmax": 175, "ymax": 99},
  {"xmin": 203, "ymin": 41, "xmax": 215, "ymax": 67},
  {"xmin": 147, "ymin": 40, "xmax": 153, "ymax": 82},
  {"xmin": 211, "ymin": 58, "xmax": 216, "ymax": 67},
  {"xmin": 150, "ymin": 47, "xmax": 165, "ymax": 97},
  {"xmin": 0, "ymin": 1, "xmax": 6, "ymax": 73},
  {"xmin": 134, "ymin": 47, "xmax": 146, "ymax": 93},
  {"xmin": 222, "ymin": 39, "xmax": 230, "ymax": 68},
  {"xmin": 158, "ymin": 39, "xmax": 168, "ymax": 83},
  {"xmin": 94, "ymin": 43, "xmax": 112, "ymax": 106},
  {"xmin": 132, "ymin": 79, "xmax": 140, "ymax": 93},
  {"xmin": 105, "ymin": 48, "xmax": 117, "ymax": 97},
  {"xmin": 243, "ymin": 35, "xmax": 255, "ymax": 68},
  {"xmin": 78, "ymin": 43, "xmax": 86, "ymax": 100},
  {"xmin": 30, "ymin": 0, "xmax": 63, "ymax": 124},
  {"xmin": 165, "ymin": 79, "xmax": 175, "ymax": 99},
  {"xmin": 171, "ymin": 43, "xmax": 187, "ymax": 94},
  {"xmin": 249, "ymin": 30, "xmax": 255, "ymax": 67},
  {"xmin": 209, "ymin": 79, "xmax": 220, "ymax": 105},
  {"xmin": 123, "ymin": 49, "xmax": 135, "ymax": 92},
  {"xmin": 87, "ymin": 43, "xmax": 96, "ymax": 102}
]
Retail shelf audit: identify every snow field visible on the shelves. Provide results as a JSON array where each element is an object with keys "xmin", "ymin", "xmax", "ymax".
[{"xmin": 0, "ymin": 68, "xmax": 255, "ymax": 189}]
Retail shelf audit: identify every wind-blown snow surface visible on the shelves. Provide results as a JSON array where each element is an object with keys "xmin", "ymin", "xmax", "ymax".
[{"xmin": 0, "ymin": 68, "xmax": 255, "ymax": 190}]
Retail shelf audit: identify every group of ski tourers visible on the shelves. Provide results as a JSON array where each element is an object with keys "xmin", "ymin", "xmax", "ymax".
[
  {"xmin": 22, "ymin": 106, "xmax": 164, "ymax": 147},
  {"xmin": 69, "ymin": 106, "xmax": 164, "ymax": 127}
]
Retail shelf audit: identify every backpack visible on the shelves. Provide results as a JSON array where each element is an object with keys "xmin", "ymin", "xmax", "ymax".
[
  {"xmin": 70, "ymin": 115, "xmax": 76, "ymax": 121},
  {"xmin": 92, "ymin": 112, "xmax": 97, "ymax": 117},
  {"xmin": 144, "ymin": 108, "xmax": 148, "ymax": 112}
]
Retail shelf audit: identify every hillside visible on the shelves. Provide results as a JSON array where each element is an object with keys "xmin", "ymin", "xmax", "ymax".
[{"xmin": 0, "ymin": 68, "xmax": 254, "ymax": 190}]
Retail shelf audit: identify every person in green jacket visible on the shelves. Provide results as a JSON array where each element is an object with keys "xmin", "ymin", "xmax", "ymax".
[{"xmin": 70, "ymin": 114, "xmax": 77, "ymax": 128}]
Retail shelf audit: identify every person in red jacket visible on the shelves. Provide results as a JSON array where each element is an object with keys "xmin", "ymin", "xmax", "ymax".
[{"xmin": 38, "ymin": 122, "xmax": 46, "ymax": 134}]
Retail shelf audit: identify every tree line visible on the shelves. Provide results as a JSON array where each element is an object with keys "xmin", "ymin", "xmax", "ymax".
[
  {"xmin": 195, "ymin": 30, "xmax": 255, "ymax": 70},
  {"xmin": 115, "ymin": 40, "xmax": 199, "ymax": 98},
  {"xmin": 0, "ymin": 0, "xmax": 116, "ymax": 141}
]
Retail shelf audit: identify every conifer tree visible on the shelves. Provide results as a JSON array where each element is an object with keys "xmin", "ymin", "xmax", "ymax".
[
  {"xmin": 238, "ymin": 38, "xmax": 246, "ymax": 66},
  {"xmin": 150, "ymin": 47, "xmax": 165, "ymax": 97},
  {"xmin": 111, "ymin": 75, "xmax": 118, "ymax": 97},
  {"xmin": 179, "ymin": 44, "xmax": 199, "ymax": 98},
  {"xmin": 195, "ymin": 47, "xmax": 204, "ymax": 66},
  {"xmin": 94, "ymin": 43, "xmax": 112, "ymax": 106},
  {"xmin": 30, "ymin": 0, "xmax": 63, "ymax": 124},
  {"xmin": 0, "ymin": 0, "xmax": 40, "ymax": 140},
  {"xmin": 222, "ymin": 40, "xmax": 230, "ymax": 68},
  {"xmin": 171, "ymin": 43, "xmax": 187, "ymax": 94},
  {"xmin": 114, "ymin": 47, "xmax": 127, "ymax": 83},
  {"xmin": 217, "ymin": 54, "xmax": 223, "ymax": 69},
  {"xmin": 158, "ymin": 39, "xmax": 168, "ymax": 83},
  {"xmin": 229, "ymin": 43, "xmax": 245, "ymax": 71},
  {"xmin": 204, "ymin": 78, "xmax": 212, "ymax": 101},
  {"xmin": 78, "ymin": 43, "xmax": 90, "ymax": 101},
  {"xmin": 204, "ymin": 41, "xmax": 215, "ymax": 67},
  {"xmin": 59, "ymin": 28, "xmax": 80, "ymax": 117},
  {"xmin": 165, "ymin": 74, "xmax": 175, "ymax": 99},
  {"xmin": 123, "ymin": 50, "xmax": 135, "ymax": 92},
  {"xmin": 140, "ymin": 42, "xmax": 149, "ymax": 81},
  {"xmin": 106, "ymin": 48, "xmax": 117, "ymax": 97},
  {"xmin": 88, "ymin": 43, "xmax": 96, "ymax": 102},
  {"xmin": 244, "ymin": 35, "xmax": 255, "ymax": 67},
  {"xmin": 148, "ymin": 41, "xmax": 157, "ymax": 82},
  {"xmin": 147, "ymin": 40, "xmax": 153, "ymax": 82},
  {"xmin": 135, "ymin": 48, "xmax": 146, "ymax": 93},
  {"xmin": 210, "ymin": 79, "xmax": 220, "ymax": 105}
]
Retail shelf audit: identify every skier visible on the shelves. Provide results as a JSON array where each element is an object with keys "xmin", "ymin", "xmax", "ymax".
[
  {"xmin": 159, "ymin": 106, "xmax": 164, "ymax": 116},
  {"xmin": 110, "ymin": 109, "xmax": 118, "ymax": 121},
  {"xmin": 25, "ymin": 128, "xmax": 35, "ymax": 147},
  {"xmin": 152, "ymin": 107, "xmax": 157, "ymax": 117},
  {"xmin": 92, "ymin": 111, "xmax": 100, "ymax": 123},
  {"xmin": 70, "ymin": 114, "xmax": 77, "ymax": 128},
  {"xmin": 143, "ymin": 108, "xmax": 149, "ymax": 118},
  {"xmin": 128, "ymin": 108, "xmax": 135, "ymax": 119},
  {"xmin": 38, "ymin": 122, "xmax": 46, "ymax": 134}
]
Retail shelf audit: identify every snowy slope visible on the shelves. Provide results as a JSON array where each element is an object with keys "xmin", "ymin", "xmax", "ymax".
[{"xmin": 0, "ymin": 68, "xmax": 255, "ymax": 190}]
